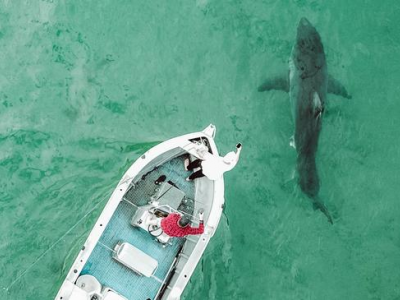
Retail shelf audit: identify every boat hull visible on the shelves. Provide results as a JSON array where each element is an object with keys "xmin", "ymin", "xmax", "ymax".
[{"xmin": 55, "ymin": 125, "xmax": 225, "ymax": 300}]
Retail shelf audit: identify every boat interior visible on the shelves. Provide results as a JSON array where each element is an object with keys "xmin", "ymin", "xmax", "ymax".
[{"xmin": 74, "ymin": 146, "xmax": 214, "ymax": 300}]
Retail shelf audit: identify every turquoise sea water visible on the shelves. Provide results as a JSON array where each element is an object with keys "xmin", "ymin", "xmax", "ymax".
[{"xmin": 1, "ymin": 1, "xmax": 400, "ymax": 299}]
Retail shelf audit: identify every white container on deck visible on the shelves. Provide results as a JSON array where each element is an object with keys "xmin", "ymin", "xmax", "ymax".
[{"xmin": 55, "ymin": 125, "xmax": 226, "ymax": 300}]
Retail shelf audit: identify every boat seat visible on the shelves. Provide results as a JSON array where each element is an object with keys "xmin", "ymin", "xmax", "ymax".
[
  {"xmin": 102, "ymin": 287, "xmax": 128, "ymax": 300},
  {"xmin": 76, "ymin": 274, "xmax": 102, "ymax": 295},
  {"xmin": 65, "ymin": 285, "xmax": 88, "ymax": 300},
  {"xmin": 113, "ymin": 241, "xmax": 158, "ymax": 277}
]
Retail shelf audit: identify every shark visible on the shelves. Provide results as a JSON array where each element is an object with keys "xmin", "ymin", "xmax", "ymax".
[{"xmin": 258, "ymin": 17, "xmax": 351, "ymax": 224}]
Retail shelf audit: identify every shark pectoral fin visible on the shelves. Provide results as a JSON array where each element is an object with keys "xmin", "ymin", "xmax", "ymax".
[
  {"xmin": 258, "ymin": 75, "xmax": 289, "ymax": 93},
  {"xmin": 328, "ymin": 74, "xmax": 352, "ymax": 99}
]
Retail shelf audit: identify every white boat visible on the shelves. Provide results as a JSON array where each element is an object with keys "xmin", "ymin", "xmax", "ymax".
[{"xmin": 55, "ymin": 124, "xmax": 225, "ymax": 300}]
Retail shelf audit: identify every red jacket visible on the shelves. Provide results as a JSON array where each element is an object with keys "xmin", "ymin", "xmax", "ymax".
[{"xmin": 161, "ymin": 213, "xmax": 204, "ymax": 237}]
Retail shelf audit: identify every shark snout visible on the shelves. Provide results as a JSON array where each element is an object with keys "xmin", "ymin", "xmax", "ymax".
[
  {"xmin": 299, "ymin": 17, "xmax": 311, "ymax": 27},
  {"xmin": 297, "ymin": 17, "xmax": 319, "ymax": 42}
]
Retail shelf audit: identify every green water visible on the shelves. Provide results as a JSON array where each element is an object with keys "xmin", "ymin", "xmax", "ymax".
[{"xmin": 1, "ymin": 0, "xmax": 400, "ymax": 299}]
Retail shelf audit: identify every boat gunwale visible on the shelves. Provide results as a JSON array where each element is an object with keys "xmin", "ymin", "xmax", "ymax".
[{"xmin": 55, "ymin": 125, "xmax": 225, "ymax": 300}]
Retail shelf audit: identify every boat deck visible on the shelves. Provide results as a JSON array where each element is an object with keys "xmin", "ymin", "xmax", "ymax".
[{"xmin": 81, "ymin": 155, "xmax": 195, "ymax": 300}]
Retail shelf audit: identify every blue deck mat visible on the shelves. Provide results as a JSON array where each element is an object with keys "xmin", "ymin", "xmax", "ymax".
[{"xmin": 82, "ymin": 156, "xmax": 194, "ymax": 300}]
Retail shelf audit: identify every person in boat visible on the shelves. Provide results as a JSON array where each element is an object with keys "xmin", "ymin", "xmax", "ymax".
[
  {"xmin": 185, "ymin": 143, "xmax": 242, "ymax": 181},
  {"xmin": 148, "ymin": 211, "xmax": 204, "ymax": 237}
]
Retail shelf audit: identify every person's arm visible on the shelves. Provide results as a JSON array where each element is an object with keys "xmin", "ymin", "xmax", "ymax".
[
  {"xmin": 183, "ymin": 211, "xmax": 204, "ymax": 235},
  {"xmin": 184, "ymin": 223, "xmax": 204, "ymax": 235},
  {"xmin": 221, "ymin": 144, "xmax": 242, "ymax": 172},
  {"xmin": 236, "ymin": 143, "xmax": 242, "ymax": 156}
]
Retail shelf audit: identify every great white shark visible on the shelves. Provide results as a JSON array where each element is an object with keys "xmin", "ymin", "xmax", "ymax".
[{"xmin": 258, "ymin": 18, "xmax": 351, "ymax": 224}]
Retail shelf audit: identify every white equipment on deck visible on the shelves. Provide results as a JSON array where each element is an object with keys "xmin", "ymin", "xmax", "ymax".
[
  {"xmin": 55, "ymin": 125, "xmax": 226, "ymax": 300},
  {"xmin": 113, "ymin": 242, "xmax": 158, "ymax": 277}
]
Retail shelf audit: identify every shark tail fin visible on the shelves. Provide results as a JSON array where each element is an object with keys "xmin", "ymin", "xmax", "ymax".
[{"xmin": 312, "ymin": 197, "xmax": 333, "ymax": 224}]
